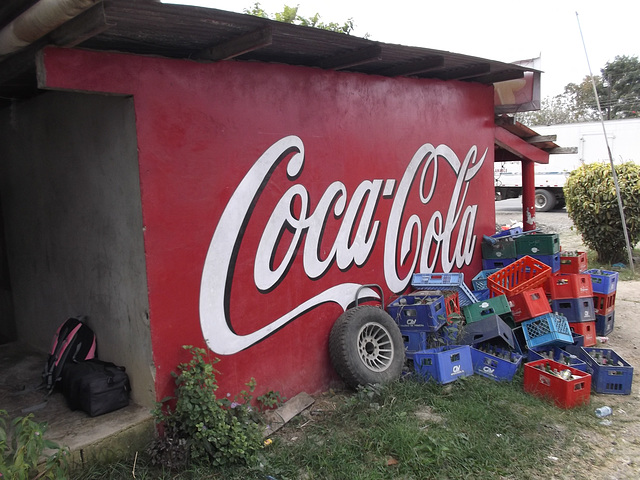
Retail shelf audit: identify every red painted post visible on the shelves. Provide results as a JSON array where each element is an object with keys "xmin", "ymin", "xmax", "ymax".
[{"xmin": 521, "ymin": 159, "xmax": 536, "ymax": 231}]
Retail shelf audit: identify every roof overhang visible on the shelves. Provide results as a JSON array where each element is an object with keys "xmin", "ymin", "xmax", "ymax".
[{"xmin": 0, "ymin": 0, "xmax": 538, "ymax": 105}]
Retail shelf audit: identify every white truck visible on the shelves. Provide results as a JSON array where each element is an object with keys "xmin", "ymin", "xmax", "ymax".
[{"xmin": 494, "ymin": 118, "xmax": 640, "ymax": 211}]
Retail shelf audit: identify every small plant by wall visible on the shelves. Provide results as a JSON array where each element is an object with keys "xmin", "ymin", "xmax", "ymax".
[
  {"xmin": 0, "ymin": 410, "xmax": 69, "ymax": 479},
  {"xmin": 564, "ymin": 162, "xmax": 640, "ymax": 263},
  {"xmin": 147, "ymin": 346, "xmax": 264, "ymax": 469}
]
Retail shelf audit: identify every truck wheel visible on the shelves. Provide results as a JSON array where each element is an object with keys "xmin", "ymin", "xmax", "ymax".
[
  {"xmin": 535, "ymin": 189, "xmax": 556, "ymax": 212},
  {"xmin": 329, "ymin": 306, "xmax": 404, "ymax": 389}
]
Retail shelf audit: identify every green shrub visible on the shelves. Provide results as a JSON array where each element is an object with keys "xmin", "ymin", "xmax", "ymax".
[
  {"xmin": 0, "ymin": 409, "xmax": 69, "ymax": 479},
  {"xmin": 148, "ymin": 346, "xmax": 263, "ymax": 470},
  {"xmin": 564, "ymin": 162, "xmax": 640, "ymax": 263}
]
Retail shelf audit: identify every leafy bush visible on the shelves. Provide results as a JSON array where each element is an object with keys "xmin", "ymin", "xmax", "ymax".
[
  {"xmin": 148, "ymin": 346, "xmax": 264, "ymax": 470},
  {"xmin": 0, "ymin": 409, "xmax": 69, "ymax": 479},
  {"xmin": 564, "ymin": 162, "xmax": 640, "ymax": 263}
]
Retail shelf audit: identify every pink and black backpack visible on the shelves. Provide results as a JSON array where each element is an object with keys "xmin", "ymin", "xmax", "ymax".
[{"xmin": 43, "ymin": 316, "xmax": 97, "ymax": 393}]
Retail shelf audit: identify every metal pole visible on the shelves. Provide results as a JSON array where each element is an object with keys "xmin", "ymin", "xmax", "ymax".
[{"xmin": 576, "ymin": 12, "xmax": 634, "ymax": 272}]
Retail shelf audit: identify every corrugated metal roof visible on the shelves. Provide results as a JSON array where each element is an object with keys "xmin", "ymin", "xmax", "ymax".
[{"xmin": 0, "ymin": 0, "xmax": 536, "ymax": 104}]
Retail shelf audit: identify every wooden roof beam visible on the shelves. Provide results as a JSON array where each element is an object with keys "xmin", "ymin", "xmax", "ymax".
[
  {"xmin": 379, "ymin": 55, "xmax": 444, "ymax": 77},
  {"xmin": 430, "ymin": 62, "xmax": 490, "ymax": 81},
  {"xmin": 470, "ymin": 69, "xmax": 524, "ymax": 84},
  {"xmin": 319, "ymin": 44, "xmax": 382, "ymax": 70},
  {"xmin": 197, "ymin": 26, "xmax": 272, "ymax": 61}
]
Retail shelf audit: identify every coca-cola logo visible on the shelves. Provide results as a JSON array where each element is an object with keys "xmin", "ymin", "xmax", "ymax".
[{"xmin": 200, "ymin": 135, "xmax": 486, "ymax": 354}]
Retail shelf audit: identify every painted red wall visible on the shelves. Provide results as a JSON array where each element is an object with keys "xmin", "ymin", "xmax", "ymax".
[{"xmin": 41, "ymin": 47, "xmax": 496, "ymax": 401}]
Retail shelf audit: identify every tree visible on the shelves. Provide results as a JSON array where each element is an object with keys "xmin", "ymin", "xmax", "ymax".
[
  {"xmin": 517, "ymin": 55, "xmax": 640, "ymax": 125},
  {"xmin": 244, "ymin": 2, "xmax": 355, "ymax": 34},
  {"xmin": 601, "ymin": 55, "xmax": 640, "ymax": 119}
]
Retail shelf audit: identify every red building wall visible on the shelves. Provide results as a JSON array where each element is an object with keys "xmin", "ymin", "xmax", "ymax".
[{"xmin": 41, "ymin": 47, "xmax": 496, "ymax": 401}]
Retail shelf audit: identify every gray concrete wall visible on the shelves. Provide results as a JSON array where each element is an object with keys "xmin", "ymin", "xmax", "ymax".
[{"xmin": 0, "ymin": 92, "xmax": 155, "ymax": 408}]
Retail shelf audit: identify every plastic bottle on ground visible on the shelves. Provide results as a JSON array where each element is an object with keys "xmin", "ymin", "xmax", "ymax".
[{"xmin": 595, "ymin": 406, "xmax": 612, "ymax": 418}]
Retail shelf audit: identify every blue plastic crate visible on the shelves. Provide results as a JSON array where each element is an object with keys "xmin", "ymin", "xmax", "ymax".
[
  {"xmin": 411, "ymin": 273, "xmax": 477, "ymax": 306},
  {"xmin": 471, "ymin": 344, "xmax": 523, "ymax": 381},
  {"xmin": 550, "ymin": 298, "xmax": 595, "ymax": 323},
  {"xmin": 521, "ymin": 313, "xmax": 573, "ymax": 349},
  {"xmin": 595, "ymin": 312, "xmax": 615, "ymax": 336},
  {"xmin": 387, "ymin": 293, "xmax": 446, "ymax": 332},
  {"xmin": 400, "ymin": 329, "xmax": 428, "ymax": 355},
  {"xmin": 527, "ymin": 345, "xmax": 588, "ymax": 372},
  {"xmin": 568, "ymin": 346, "xmax": 633, "ymax": 395},
  {"xmin": 519, "ymin": 253, "xmax": 560, "ymax": 273},
  {"xmin": 585, "ymin": 269, "xmax": 619, "ymax": 294},
  {"xmin": 413, "ymin": 345, "xmax": 473, "ymax": 384},
  {"xmin": 572, "ymin": 333, "xmax": 585, "ymax": 347},
  {"xmin": 482, "ymin": 258, "xmax": 516, "ymax": 270},
  {"xmin": 472, "ymin": 268, "xmax": 501, "ymax": 290},
  {"xmin": 472, "ymin": 289, "xmax": 490, "ymax": 300}
]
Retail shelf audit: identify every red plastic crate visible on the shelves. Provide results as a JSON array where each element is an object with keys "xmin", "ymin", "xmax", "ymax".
[
  {"xmin": 569, "ymin": 321, "xmax": 596, "ymax": 347},
  {"xmin": 593, "ymin": 292, "xmax": 616, "ymax": 315},
  {"xmin": 487, "ymin": 256, "xmax": 552, "ymax": 297},
  {"xmin": 524, "ymin": 359, "xmax": 591, "ymax": 409},
  {"xmin": 546, "ymin": 274, "xmax": 593, "ymax": 299},
  {"xmin": 559, "ymin": 251, "xmax": 588, "ymax": 274},
  {"xmin": 443, "ymin": 291, "xmax": 461, "ymax": 321},
  {"xmin": 507, "ymin": 287, "xmax": 551, "ymax": 323}
]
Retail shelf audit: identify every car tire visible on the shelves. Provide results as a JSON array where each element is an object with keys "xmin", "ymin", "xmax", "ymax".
[{"xmin": 329, "ymin": 306, "xmax": 404, "ymax": 389}]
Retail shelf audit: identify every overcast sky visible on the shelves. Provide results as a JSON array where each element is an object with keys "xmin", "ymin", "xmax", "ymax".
[{"xmin": 164, "ymin": 1, "xmax": 640, "ymax": 98}]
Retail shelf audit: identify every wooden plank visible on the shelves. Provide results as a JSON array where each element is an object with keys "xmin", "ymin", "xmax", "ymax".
[
  {"xmin": 319, "ymin": 44, "xmax": 382, "ymax": 70},
  {"xmin": 525, "ymin": 134, "xmax": 557, "ymax": 144},
  {"xmin": 495, "ymin": 126, "xmax": 549, "ymax": 164},
  {"xmin": 549, "ymin": 147, "xmax": 578, "ymax": 154},
  {"xmin": 50, "ymin": 3, "xmax": 113, "ymax": 48},
  {"xmin": 196, "ymin": 26, "xmax": 272, "ymax": 61}
]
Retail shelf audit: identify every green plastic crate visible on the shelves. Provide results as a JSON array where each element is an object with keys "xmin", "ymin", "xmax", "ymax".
[
  {"xmin": 462, "ymin": 295, "xmax": 511, "ymax": 324},
  {"xmin": 481, "ymin": 238, "xmax": 517, "ymax": 260},
  {"xmin": 515, "ymin": 233, "xmax": 560, "ymax": 256}
]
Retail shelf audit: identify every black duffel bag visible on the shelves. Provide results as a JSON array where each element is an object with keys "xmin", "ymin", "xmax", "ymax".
[{"xmin": 61, "ymin": 359, "xmax": 130, "ymax": 417}]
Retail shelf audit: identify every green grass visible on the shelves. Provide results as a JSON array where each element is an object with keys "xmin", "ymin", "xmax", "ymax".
[
  {"xmin": 585, "ymin": 248, "xmax": 640, "ymax": 281},
  {"xmin": 70, "ymin": 374, "xmax": 604, "ymax": 480}
]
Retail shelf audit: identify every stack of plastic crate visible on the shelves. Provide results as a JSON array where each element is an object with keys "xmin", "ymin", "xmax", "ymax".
[
  {"xmin": 386, "ymin": 291, "xmax": 448, "ymax": 358},
  {"xmin": 586, "ymin": 269, "xmax": 619, "ymax": 337},
  {"xmin": 547, "ymin": 274, "xmax": 596, "ymax": 347},
  {"xmin": 515, "ymin": 233, "xmax": 561, "ymax": 272},
  {"xmin": 481, "ymin": 236, "xmax": 517, "ymax": 271}
]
